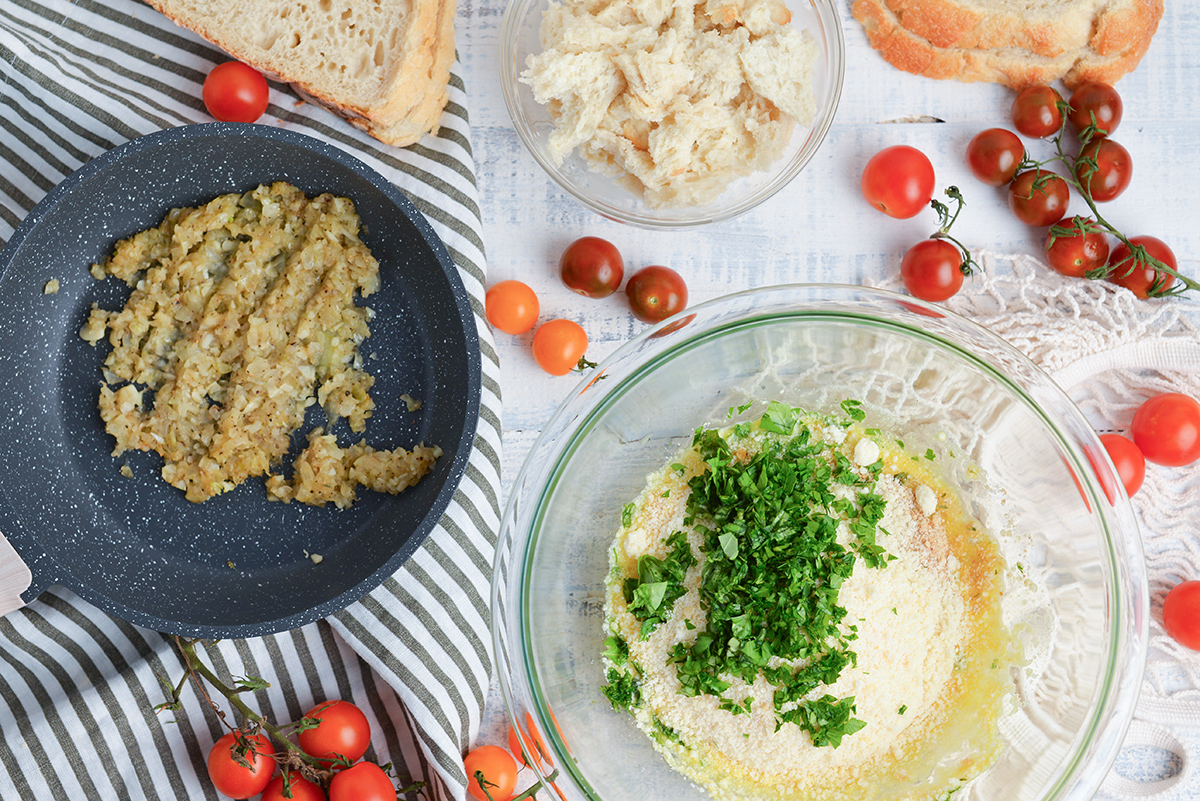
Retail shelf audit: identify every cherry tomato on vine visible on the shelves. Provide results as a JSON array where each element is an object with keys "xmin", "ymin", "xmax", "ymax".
[
  {"xmin": 900, "ymin": 239, "xmax": 963, "ymax": 302},
  {"xmin": 860, "ymin": 145, "xmax": 935, "ymax": 219},
  {"xmin": 207, "ymin": 732, "xmax": 275, "ymax": 799},
  {"xmin": 1107, "ymin": 236, "xmax": 1177, "ymax": 298},
  {"xmin": 329, "ymin": 761, "xmax": 396, "ymax": 801},
  {"xmin": 1164, "ymin": 581, "xmax": 1200, "ymax": 651},
  {"xmin": 1011, "ymin": 86, "xmax": 1063, "ymax": 138},
  {"xmin": 625, "ymin": 265, "xmax": 688, "ymax": 323},
  {"xmin": 298, "ymin": 700, "xmax": 371, "ymax": 765},
  {"xmin": 1131, "ymin": 392, "xmax": 1200, "ymax": 466},
  {"xmin": 1067, "ymin": 81, "xmax": 1123, "ymax": 137},
  {"xmin": 1076, "ymin": 139, "xmax": 1132, "ymax": 202},
  {"xmin": 1044, "ymin": 216, "xmax": 1110, "ymax": 278},
  {"xmin": 532, "ymin": 319, "xmax": 588, "ymax": 375},
  {"xmin": 1008, "ymin": 169, "xmax": 1069, "ymax": 227},
  {"xmin": 966, "ymin": 128, "xmax": 1024, "ymax": 186},
  {"xmin": 560, "ymin": 236, "xmax": 624, "ymax": 298},
  {"xmin": 485, "ymin": 280, "xmax": 540, "ymax": 335},
  {"xmin": 465, "ymin": 745, "xmax": 518, "ymax": 801},
  {"xmin": 202, "ymin": 62, "xmax": 269, "ymax": 123},
  {"xmin": 1099, "ymin": 433, "xmax": 1145, "ymax": 497},
  {"xmin": 263, "ymin": 774, "xmax": 326, "ymax": 801}
]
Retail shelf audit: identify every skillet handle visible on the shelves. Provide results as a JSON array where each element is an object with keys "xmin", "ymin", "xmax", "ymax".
[{"xmin": 0, "ymin": 530, "xmax": 33, "ymax": 616}]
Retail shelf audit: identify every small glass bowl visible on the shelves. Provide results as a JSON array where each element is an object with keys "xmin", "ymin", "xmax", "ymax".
[
  {"xmin": 499, "ymin": 0, "xmax": 846, "ymax": 228},
  {"xmin": 493, "ymin": 285, "xmax": 1148, "ymax": 801}
]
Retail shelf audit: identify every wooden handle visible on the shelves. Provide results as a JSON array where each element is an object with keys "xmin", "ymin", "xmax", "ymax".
[{"xmin": 0, "ymin": 531, "xmax": 32, "ymax": 616}]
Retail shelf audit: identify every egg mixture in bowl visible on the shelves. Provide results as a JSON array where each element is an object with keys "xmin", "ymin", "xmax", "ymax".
[{"xmin": 493, "ymin": 285, "xmax": 1147, "ymax": 801}]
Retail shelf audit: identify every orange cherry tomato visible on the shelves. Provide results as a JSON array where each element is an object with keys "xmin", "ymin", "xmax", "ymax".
[
  {"xmin": 486, "ymin": 280, "xmax": 540, "ymax": 335},
  {"xmin": 531, "ymin": 319, "xmax": 588, "ymax": 376},
  {"xmin": 464, "ymin": 745, "xmax": 518, "ymax": 801},
  {"xmin": 507, "ymin": 713, "xmax": 550, "ymax": 768}
]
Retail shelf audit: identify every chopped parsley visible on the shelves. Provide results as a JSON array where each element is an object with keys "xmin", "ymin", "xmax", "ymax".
[
  {"xmin": 637, "ymin": 403, "xmax": 885, "ymax": 748},
  {"xmin": 623, "ymin": 530, "xmax": 696, "ymax": 639},
  {"xmin": 601, "ymin": 667, "xmax": 640, "ymax": 711},
  {"xmin": 840, "ymin": 398, "xmax": 866, "ymax": 421},
  {"xmin": 621, "ymin": 503, "xmax": 635, "ymax": 528},
  {"xmin": 603, "ymin": 634, "xmax": 630, "ymax": 666}
]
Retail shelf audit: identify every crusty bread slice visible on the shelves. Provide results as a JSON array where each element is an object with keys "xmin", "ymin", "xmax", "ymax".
[
  {"xmin": 357, "ymin": 0, "xmax": 458, "ymax": 145},
  {"xmin": 146, "ymin": 0, "xmax": 450, "ymax": 134},
  {"xmin": 852, "ymin": 0, "xmax": 1161, "ymax": 88},
  {"xmin": 875, "ymin": 0, "xmax": 1162, "ymax": 59}
]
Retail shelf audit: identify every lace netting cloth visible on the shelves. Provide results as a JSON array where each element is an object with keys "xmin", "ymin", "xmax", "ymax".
[{"xmin": 878, "ymin": 250, "xmax": 1200, "ymax": 799}]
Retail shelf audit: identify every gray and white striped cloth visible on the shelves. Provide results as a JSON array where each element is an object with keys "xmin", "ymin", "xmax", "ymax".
[{"xmin": 0, "ymin": 2, "xmax": 502, "ymax": 799}]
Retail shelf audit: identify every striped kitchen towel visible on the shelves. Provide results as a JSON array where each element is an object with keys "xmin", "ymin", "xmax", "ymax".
[{"xmin": 0, "ymin": 2, "xmax": 501, "ymax": 799}]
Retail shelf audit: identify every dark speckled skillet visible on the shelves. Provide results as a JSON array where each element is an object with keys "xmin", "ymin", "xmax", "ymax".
[{"xmin": 0, "ymin": 124, "xmax": 481, "ymax": 637}]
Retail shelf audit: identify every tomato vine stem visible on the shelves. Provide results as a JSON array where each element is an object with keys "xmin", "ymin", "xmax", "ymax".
[
  {"xmin": 929, "ymin": 186, "xmax": 978, "ymax": 277},
  {"xmin": 166, "ymin": 636, "xmax": 334, "ymax": 782},
  {"xmin": 1022, "ymin": 103, "xmax": 1197, "ymax": 297},
  {"xmin": 158, "ymin": 636, "xmax": 424, "ymax": 797}
]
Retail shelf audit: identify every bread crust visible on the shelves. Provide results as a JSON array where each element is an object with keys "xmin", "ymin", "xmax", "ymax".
[
  {"xmin": 361, "ymin": 0, "xmax": 458, "ymax": 146},
  {"xmin": 852, "ymin": 0, "xmax": 1161, "ymax": 88},
  {"xmin": 145, "ymin": 0, "xmax": 455, "ymax": 144}
]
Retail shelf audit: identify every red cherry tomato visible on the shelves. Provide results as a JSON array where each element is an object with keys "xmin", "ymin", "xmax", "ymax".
[
  {"xmin": 207, "ymin": 732, "xmax": 275, "ymax": 799},
  {"xmin": 1011, "ymin": 86, "xmax": 1063, "ymax": 138},
  {"xmin": 298, "ymin": 700, "xmax": 371, "ymax": 765},
  {"xmin": 1044, "ymin": 217, "xmax": 1110, "ymax": 278},
  {"xmin": 1099, "ymin": 433, "xmax": 1145, "ymax": 497},
  {"xmin": 1164, "ymin": 581, "xmax": 1200, "ymax": 651},
  {"xmin": 328, "ymin": 761, "xmax": 395, "ymax": 801},
  {"xmin": 1008, "ymin": 169, "xmax": 1069, "ymax": 227},
  {"xmin": 966, "ymin": 128, "xmax": 1025, "ymax": 186},
  {"xmin": 485, "ymin": 280, "xmax": 540, "ymax": 335},
  {"xmin": 1131, "ymin": 392, "xmax": 1200, "ymax": 467},
  {"xmin": 1067, "ymin": 82, "xmax": 1123, "ymax": 137},
  {"xmin": 860, "ymin": 145, "xmax": 936, "ymax": 219},
  {"xmin": 900, "ymin": 239, "xmax": 964, "ymax": 302},
  {"xmin": 560, "ymin": 237, "xmax": 624, "ymax": 298},
  {"xmin": 263, "ymin": 774, "xmax": 326, "ymax": 801},
  {"xmin": 1076, "ymin": 139, "xmax": 1132, "ymax": 202},
  {"xmin": 464, "ymin": 745, "xmax": 518, "ymax": 801},
  {"xmin": 625, "ymin": 265, "xmax": 688, "ymax": 323},
  {"xmin": 531, "ymin": 319, "xmax": 588, "ymax": 376},
  {"xmin": 202, "ymin": 62, "xmax": 269, "ymax": 123},
  {"xmin": 1107, "ymin": 236, "xmax": 1177, "ymax": 298}
]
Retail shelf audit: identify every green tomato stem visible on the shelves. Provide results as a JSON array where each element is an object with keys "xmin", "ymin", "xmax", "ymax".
[
  {"xmin": 1045, "ymin": 119, "xmax": 1197, "ymax": 297},
  {"xmin": 174, "ymin": 637, "xmax": 330, "ymax": 778}
]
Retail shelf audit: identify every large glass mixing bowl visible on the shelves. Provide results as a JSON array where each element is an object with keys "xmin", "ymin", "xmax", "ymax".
[{"xmin": 493, "ymin": 285, "xmax": 1147, "ymax": 801}]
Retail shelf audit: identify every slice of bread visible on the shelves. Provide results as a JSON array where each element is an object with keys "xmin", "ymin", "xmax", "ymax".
[
  {"xmin": 852, "ymin": 0, "xmax": 1161, "ymax": 88},
  {"xmin": 874, "ymin": 0, "xmax": 1161, "ymax": 59},
  {"xmin": 147, "ymin": 0, "xmax": 456, "ymax": 145}
]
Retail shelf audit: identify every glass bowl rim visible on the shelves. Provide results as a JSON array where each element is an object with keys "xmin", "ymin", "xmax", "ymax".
[
  {"xmin": 492, "ymin": 283, "xmax": 1149, "ymax": 801},
  {"xmin": 497, "ymin": 0, "xmax": 848, "ymax": 229}
]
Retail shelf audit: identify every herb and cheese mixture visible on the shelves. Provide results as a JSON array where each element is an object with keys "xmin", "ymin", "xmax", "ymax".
[{"xmin": 602, "ymin": 401, "xmax": 1015, "ymax": 801}]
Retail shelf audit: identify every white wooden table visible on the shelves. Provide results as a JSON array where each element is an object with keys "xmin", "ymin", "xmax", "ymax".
[{"xmin": 456, "ymin": 0, "xmax": 1200, "ymax": 795}]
